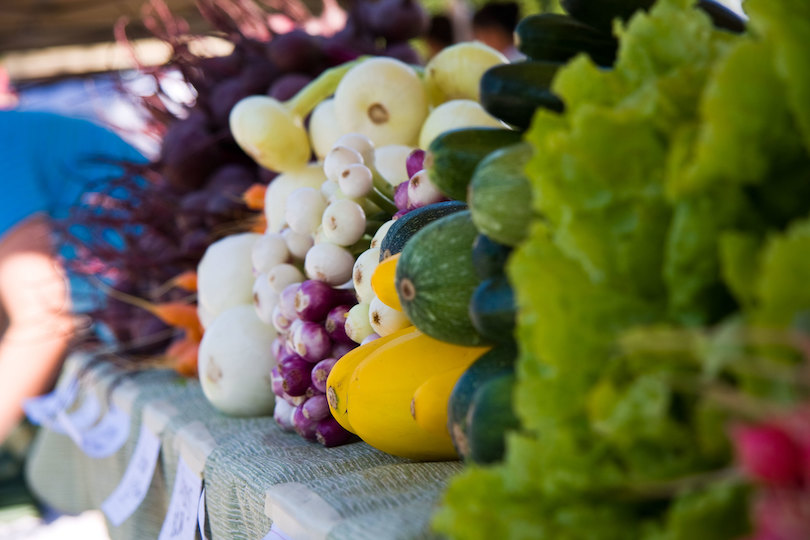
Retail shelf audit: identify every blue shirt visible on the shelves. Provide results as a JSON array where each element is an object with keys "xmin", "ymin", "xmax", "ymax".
[{"xmin": 0, "ymin": 110, "xmax": 147, "ymax": 237}]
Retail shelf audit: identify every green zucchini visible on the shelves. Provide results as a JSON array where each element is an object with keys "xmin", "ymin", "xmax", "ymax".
[
  {"xmin": 378, "ymin": 201, "xmax": 467, "ymax": 261},
  {"xmin": 561, "ymin": 0, "xmax": 655, "ymax": 33},
  {"xmin": 448, "ymin": 342, "xmax": 517, "ymax": 460},
  {"xmin": 425, "ymin": 127, "xmax": 523, "ymax": 202},
  {"xmin": 468, "ymin": 275, "xmax": 516, "ymax": 345},
  {"xmin": 466, "ymin": 372, "xmax": 520, "ymax": 464},
  {"xmin": 396, "ymin": 211, "xmax": 484, "ymax": 346},
  {"xmin": 471, "ymin": 234, "xmax": 512, "ymax": 281},
  {"xmin": 515, "ymin": 13, "xmax": 618, "ymax": 67},
  {"xmin": 469, "ymin": 142, "xmax": 534, "ymax": 246},
  {"xmin": 479, "ymin": 61, "xmax": 565, "ymax": 131}
]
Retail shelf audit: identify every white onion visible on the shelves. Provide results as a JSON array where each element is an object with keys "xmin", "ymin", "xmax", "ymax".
[
  {"xmin": 337, "ymin": 163, "xmax": 374, "ymax": 198},
  {"xmin": 324, "ymin": 145, "xmax": 364, "ymax": 183},
  {"xmin": 369, "ymin": 219, "xmax": 395, "ymax": 250},
  {"xmin": 252, "ymin": 272, "xmax": 280, "ymax": 324},
  {"xmin": 197, "ymin": 233, "xmax": 262, "ymax": 322},
  {"xmin": 352, "ymin": 247, "xmax": 381, "ymax": 304},
  {"xmin": 198, "ymin": 305, "xmax": 278, "ymax": 417},
  {"xmin": 334, "ymin": 133, "xmax": 375, "ymax": 166},
  {"xmin": 251, "ymin": 232, "xmax": 290, "ymax": 274},
  {"xmin": 281, "ymin": 228, "xmax": 314, "ymax": 260},
  {"xmin": 285, "ymin": 187, "xmax": 327, "ymax": 235},
  {"xmin": 322, "ymin": 199, "xmax": 367, "ymax": 246},
  {"xmin": 304, "ymin": 243, "xmax": 355, "ymax": 286},
  {"xmin": 368, "ymin": 296, "xmax": 411, "ymax": 336},
  {"xmin": 267, "ymin": 263, "xmax": 305, "ymax": 293},
  {"xmin": 345, "ymin": 302, "xmax": 375, "ymax": 344}
]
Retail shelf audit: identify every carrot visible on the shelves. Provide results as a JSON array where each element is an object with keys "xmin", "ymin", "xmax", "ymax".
[
  {"xmin": 249, "ymin": 213, "xmax": 267, "ymax": 234},
  {"xmin": 170, "ymin": 270, "xmax": 198, "ymax": 292},
  {"xmin": 243, "ymin": 183, "xmax": 267, "ymax": 210},
  {"xmin": 93, "ymin": 278, "xmax": 203, "ymax": 341},
  {"xmin": 166, "ymin": 337, "xmax": 200, "ymax": 378},
  {"xmin": 150, "ymin": 302, "xmax": 204, "ymax": 342}
]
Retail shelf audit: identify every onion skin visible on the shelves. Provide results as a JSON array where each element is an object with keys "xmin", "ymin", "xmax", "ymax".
[
  {"xmin": 311, "ymin": 358, "xmax": 338, "ymax": 393},
  {"xmin": 291, "ymin": 321, "xmax": 333, "ymax": 363},
  {"xmin": 324, "ymin": 304, "xmax": 354, "ymax": 344},
  {"xmin": 316, "ymin": 417, "xmax": 354, "ymax": 447},
  {"xmin": 295, "ymin": 280, "xmax": 357, "ymax": 322},
  {"xmin": 302, "ymin": 394, "xmax": 331, "ymax": 421},
  {"xmin": 279, "ymin": 354, "xmax": 313, "ymax": 396},
  {"xmin": 293, "ymin": 405, "xmax": 319, "ymax": 441}
]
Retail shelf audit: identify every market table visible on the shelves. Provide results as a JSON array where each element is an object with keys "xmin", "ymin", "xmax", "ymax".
[{"xmin": 24, "ymin": 351, "xmax": 463, "ymax": 540}]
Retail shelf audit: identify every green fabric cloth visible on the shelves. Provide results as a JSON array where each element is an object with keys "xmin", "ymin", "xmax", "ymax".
[{"xmin": 25, "ymin": 352, "xmax": 461, "ymax": 539}]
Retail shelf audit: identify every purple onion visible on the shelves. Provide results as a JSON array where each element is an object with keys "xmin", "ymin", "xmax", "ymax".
[
  {"xmin": 293, "ymin": 405, "xmax": 318, "ymax": 441},
  {"xmin": 272, "ymin": 305, "xmax": 293, "ymax": 334},
  {"xmin": 324, "ymin": 305, "xmax": 353, "ymax": 344},
  {"xmin": 282, "ymin": 392, "xmax": 307, "ymax": 407},
  {"xmin": 394, "ymin": 181, "xmax": 410, "ymax": 211},
  {"xmin": 311, "ymin": 358, "xmax": 338, "ymax": 393},
  {"xmin": 274, "ymin": 399, "xmax": 296, "ymax": 431},
  {"xmin": 291, "ymin": 321, "xmax": 332, "ymax": 363},
  {"xmin": 270, "ymin": 367, "xmax": 285, "ymax": 397},
  {"xmin": 278, "ymin": 282, "xmax": 301, "ymax": 321},
  {"xmin": 279, "ymin": 355, "xmax": 312, "ymax": 396},
  {"xmin": 271, "ymin": 337, "xmax": 286, "ymax": 360},
  {"xmin": 295, "ymin": 280, "xmax": 357, "ymax": 322},
  {"xmin": 331, "ymin": 341, "xmax": 356, "ymax": 360},
  {"xmin": 406, "ymin": 149, "xmax": 426, "ymax": 179},
  {"xmin": 316, "ymin": 417, "xmax": 353, "ymax": 447},
  {"xmin": 301, "ymin": 394, "xmax": 330, "ymax": 421}
]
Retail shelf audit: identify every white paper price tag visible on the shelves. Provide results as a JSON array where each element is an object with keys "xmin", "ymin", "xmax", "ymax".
[
  {"xmin": 158, "ymin": 456, "xmax": 202, "ymax": 540},
  {"xmin": 198, "ymin": 487, "xmax": 209, "ymax": 540},
  {"xmin": 23, "ymin": 377, "xmax": 79, "ymax": 426},
  {"xmin": 262, "ymin": 523, "xmax": 294, "ymax": 540},
  {"xmin": 80, "ymin": 405, "xmax": 131, "ymax": 458},
  {"xmin": 101, "ymin": 423, "xmax": 162, "ymax": 527},
  {"xmin": 50, "ymin": 393, "xmax": 101, "ymax": 435}
]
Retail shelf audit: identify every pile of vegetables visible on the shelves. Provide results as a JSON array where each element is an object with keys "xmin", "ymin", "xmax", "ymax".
[
  {"xmin": 428, "ymin": 0, "xmax": 810, "ymax": 538},
  {"xmin": 57, "ymin": 0, "xmax": 430, "ymax": 372}
]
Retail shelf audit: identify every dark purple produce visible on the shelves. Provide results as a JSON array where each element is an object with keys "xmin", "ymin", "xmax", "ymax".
[
  {"xmin": 316, "ymin": 417, "xmax": 354, "ymax": 447},
  {"xmin": 270, "ymin": 367, "xmax": 285, "ymax": 397},
  {"xmin": 301, "ymin": 394, "xmax": 330, "ymax": 421},
  {"xmin": 311, "ymin": 358, "xmax": 337, "ymax": 393},
  {"xmin": 330, "ymin": 341, "xmax": 356, "ymax": 360},
  {"xmin": 394, "ymin": 181, "xmax": 409, "ymax": 211},
  {"xmin": 406, "ymin": 149, "xmax": 426, "ymax": 179},
  {"xmin": 291, "ymin": 321, "xmax": 332, "ymax": 363},
  {"xmin": 294, "ymin": 280, "xmax": 357, "ymax": 322},
  {"xmin": 268, "ymin": 73, "xmax": 313, "ymax": 101},
  {"xmin": 278, "ymin": 354, "xmax": 312, "ymax": 396},
  {"xmin": 366, "ymin": 0, "xmax": 429, "ymax": 43},
  {"xmin": 292, "ymin": 404, "xmax": 318, "ymax": 441},
  {"xmin": 278, "ymin": 282, "xmax": 302, "ymax": 321},
  {"xmin": 324, "ymin": 305, "xmax": 353, "ymax": 344}
]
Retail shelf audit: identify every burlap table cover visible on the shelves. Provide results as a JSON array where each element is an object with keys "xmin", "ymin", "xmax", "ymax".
[{"xmin": 24, "ymin": 352, "xmax": 463, "ymax": 539}]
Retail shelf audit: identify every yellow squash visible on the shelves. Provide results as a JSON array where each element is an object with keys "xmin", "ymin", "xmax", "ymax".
[
  {"xmin": 346, "ymin": 331, "xmax": 489, "ymax": 460},
  {"xmin": 411, "ymin": 364, "xmax": 470, "ymax": 439},
  {"xmin": 326, "ymin": 325, "xmax": 418, "ymax": 433},
  {"xmin": 370, "ymin": 252, "xmax": 402, "ymax": 311}
]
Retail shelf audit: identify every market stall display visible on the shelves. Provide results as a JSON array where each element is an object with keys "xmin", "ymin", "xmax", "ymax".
[{"xmin": 18, "ymin": 0, "xmax": 810, "ymax": 538}]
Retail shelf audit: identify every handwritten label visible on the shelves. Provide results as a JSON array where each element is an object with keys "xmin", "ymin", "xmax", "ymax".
[
  {"xmin": 158, "ymin": 456, "xmax": 202, "ymax": 540},
  {"xmin": 198, "ymin": 487, "xmax": 209, "ymax": 540},
  {"xmin": 262, "ymin": 524, "xmax": 294, "ymax": 540},
  {"xmin": 101, "ymin": 423, "xmax": 162, "ymax": 527},
  {"xmin": 23, "ymin": 377, "xmax": 78, "ymax": 426},
  {"xmin": 50, "ymin": 393, "xmax": 101, "ymax": 436},
  {"xmin": 80, "ymin": 406, "xmax": 131, "ymax": 458}
]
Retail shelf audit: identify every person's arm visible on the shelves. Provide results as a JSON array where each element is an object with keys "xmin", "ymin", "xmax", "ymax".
[{"xmin": 0, "ymin": 216, "xmax": 76, "ymax": 443}]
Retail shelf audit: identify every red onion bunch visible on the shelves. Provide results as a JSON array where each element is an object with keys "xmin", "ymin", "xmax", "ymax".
[{"xmin": 270, "ymin": 280, "xmax": 358, "ymax": 446}]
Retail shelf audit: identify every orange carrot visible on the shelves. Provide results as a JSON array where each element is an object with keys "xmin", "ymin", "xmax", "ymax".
[
  {"xmin": 150, "ymin": 302, "xmax": 204, "ymax": 342},
  {"xmin": 167, "ymin": 337, "xmax": 200, "ymax": 378},
  {"xmin": 249, "ymin": 213, "xmax": 267, "ymax": 234},
  {"xmin": 170, "ymin": 270, "xmax": 198, "ymax": 292},
  {"xmin": 243, "ymin": 183, "xmax": 267, "ymax": 210}
]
